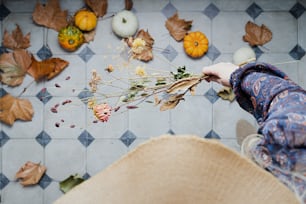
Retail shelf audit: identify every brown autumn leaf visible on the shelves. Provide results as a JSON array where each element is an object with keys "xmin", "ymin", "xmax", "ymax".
[
  {"xmin": 126, "ymin": 29, "xmax": 154, "ymax": 62},
  {"xmin": 0, "ymin": 49, "xmax": 32, "ymax": 86},
  {"xmin": 0, "ymin": 94, "xmax": 34, "ymax": 126},
  {"xmin": 218, "ymin": 86, "xmax": 235, "ymax": 102},
  {"xmin": 27, "ymin": 56, "xmax": 69, "ymax": 81},
  {"xmin": 167, "ymin": 77, "xmax": 202, "ymax": 94},
  {"xmin": 15, "ymin": 161, "xmax": 47, "ymax": 186},
  {"xmin": 85, "ymin": 0, "xmax": 108, "ymax": 17},
  {"xmin": 3, "ymin": 24, "xmax": 31, "ymax": 49},
  {"xmin": 165, "ymin": 12, "xmax": 192, "ymax": 42},
  {"xmin": 160, "ymin": 93, "xmax": 185, "ymax": 111},
  {"xmin": 84, "ymin": 30, "xmax": 96, "ymax": 43},
  {"xmin": 32, "ymin": 0, "xmax": 68, "ymax": 31},
  {"xmin": 243, "ymin": 21, "xmax": 272, "ymax": 46},
  {"xmin": 125, "ymin": 0, "xmax": 133, "ymax": 10}
]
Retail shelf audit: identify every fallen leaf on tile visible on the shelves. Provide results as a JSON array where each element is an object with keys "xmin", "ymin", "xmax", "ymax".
[
  {"xmin": 32, "ymin": 0, "xmax": 68, "ymax": 31},
  {"xmin": 2, "ymin": 24, "xmax": 31, "ymax": 50},
  {"xmin": 165, "ymin": 12, "xmax": 192, "ymax": 42},
  {"xmin": 85, "ymin": 0, "xmax": 108, "ymax": 17},
  {"xmin": 59, "ymin": 174, "xmax": 85, "ymax": 193},
  {"xmin": 27, "ymin": 55, "xmax": 69, "ymax": 81},
  {"xmin": 126, "ymin": 29, "xmax": 154, "ymax": 62},
  {"xmin": 243, "ymin": 21, "xmax": 272, "ymax": 47},
  {"xmin": 125, "ymin": 0, "xmax": 133, "ymax": 10},
  {"xmin": 217, "ymin": 86, "xmax": 235, "ymax": 102},
  {"xmin": 0, "ymin": 94, "xmax": 34, "ymax": 126},
  {"xmin": 84, "ymin": 29, "xmax": 96, "ymax": 43},
  {"xmin": 15, "ymin": 161, "xmax": 46, "ymax": 186},
  {"xmin": 0, "ymin": 49, "xmax": 32, "ymax": 86}
]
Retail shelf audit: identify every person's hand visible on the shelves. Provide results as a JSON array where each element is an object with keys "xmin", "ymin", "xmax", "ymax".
[{"xmin": 202, "ymin": 62, "xmax": 239, "ymax": 87}]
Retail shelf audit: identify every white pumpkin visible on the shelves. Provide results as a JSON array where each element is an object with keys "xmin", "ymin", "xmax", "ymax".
[
  {"xmin": 233, "ymin": 47, "xmax": 256, "ymax": 66},
  {"xmin": 112, "ymin": 10, "xmax": 138, "ymax": 38}
]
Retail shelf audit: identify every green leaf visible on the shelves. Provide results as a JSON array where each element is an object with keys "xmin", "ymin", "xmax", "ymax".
[{"xmin": 59, "ymin": 174, "xmax": 84, "ymax": 193}]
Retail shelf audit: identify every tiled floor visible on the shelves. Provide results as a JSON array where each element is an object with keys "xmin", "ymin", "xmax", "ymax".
[{"xmin": 0, "ymin": 0, "xmax": 305, "ymax": 203}]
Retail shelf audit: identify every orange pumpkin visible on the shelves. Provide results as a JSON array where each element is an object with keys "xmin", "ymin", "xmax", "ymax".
[
  {"xmin": 58, "ymin": 26, "xmax": 84, "ymax": 52},
  {"xmin": 74, "ymin": 9, "xmax": 97, "ymax": 31},
  {"xmin": 183, "ymin": 31, "xmax": 209, "ymax": 58}
]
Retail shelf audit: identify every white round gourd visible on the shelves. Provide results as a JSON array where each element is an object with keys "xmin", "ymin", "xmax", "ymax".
[
  {"xmin": 233, "ymin": 47, "xmax": 256, "ymax": 66},
  {"xmin": 112, "ymin": 10, "xmax": 138, "ymax": 38}
]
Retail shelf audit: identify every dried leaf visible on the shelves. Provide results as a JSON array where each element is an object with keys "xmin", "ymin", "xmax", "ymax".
[
  {"xmin": 85, "ymin": 0, "xmax": 108, "ymax": 17},
  {"xmin": 84, "ymin": 30, "xmax": 96, "ymax": 43},
  {"xmin": 218, "ymin": 86, "xmax": 235, "ymax": 102},
  {"xmin": 27, "ymin": 56, "xmax": 69, "ymax": 81},
  {"xmin": 127, "ymin": 29, "xmax": 154, "ymax": 62},
  {"xmin": 3, "ymin": 24, "xmax": 31, "ymax": 49},
  {"xmin": 60, "ymin": 174, "xmax": 84, "ymax": 193},
  {"xmin": 0, "ymin": 94, "xmax": 34, "ymax": 126},
  {"xmin": 125, "ymin": 0, "xmax": 133, "ymax": 10},
  {"xmin": 243, "ymin": 21, "xmax": 272, "ymax": 46},
  {"xmin": 165, "ymin": 12, "xmax": 192, "ymax": 41},
  {"xmin": 15, "ymin": 161, "xmax": 46, "ymax": 186},
  {"xmin": 167, "ymin": 77, "xmax": 201, "ymax": 94},
  {"xmin": 0, "ymin": 49, "xmax": 32, "ymax": 86},
  {"xmin": 160, "ymin": 94, "xmax": 185, "ymax": 111},
  {"xmin": 32, "ymin": 0, "xmax": 68, "ymax": 31}
]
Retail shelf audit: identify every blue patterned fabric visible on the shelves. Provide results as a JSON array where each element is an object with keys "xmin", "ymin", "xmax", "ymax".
[{"xmin": 230, "ymin": 62, "xmax": 306, "ymax": 202}]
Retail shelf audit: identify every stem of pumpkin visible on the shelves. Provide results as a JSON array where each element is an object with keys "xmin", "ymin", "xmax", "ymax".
[{"xmin": 122, "ymin": 18, "xmax": 127, "ymax": 23}]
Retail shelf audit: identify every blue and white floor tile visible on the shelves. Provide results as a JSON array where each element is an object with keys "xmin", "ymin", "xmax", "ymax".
[{"xmin": 0, "ymin": 0, "xmax": 305, "ymax": 203}]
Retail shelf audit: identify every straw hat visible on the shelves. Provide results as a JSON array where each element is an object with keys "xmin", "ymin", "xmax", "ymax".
[{"xmin": 54, "ymin": 135, "xmax": 299, "ymax": 204}]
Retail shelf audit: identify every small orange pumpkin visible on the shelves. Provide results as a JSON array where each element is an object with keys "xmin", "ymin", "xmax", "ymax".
[
  {"xmin": 183, "ymin": 31, "xmax": 209, "ymax": 58},
  {"xmin": 74, "ymin": 9, "xmax": 97, "ymax": 31},
  {"xmin": 58, "ymin": 25, "xmax": 84, "ymax": 52}
]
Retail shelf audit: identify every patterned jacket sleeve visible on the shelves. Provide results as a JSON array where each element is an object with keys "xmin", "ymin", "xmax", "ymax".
[{"xmin": 230, "ymin": 62, "xmax": 306, "ymax": 170}]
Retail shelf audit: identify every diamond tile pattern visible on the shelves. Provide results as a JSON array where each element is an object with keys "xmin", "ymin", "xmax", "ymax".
[
  {"xmin": 204, "ymin": 88, "xmax": 219, "ymax": 104},
  {"xmin": 162, "ymin": 45, "xmax": 178, "ymax": 62},
  {"xmin": 78, "ymin": 130, "xmax": 95, "ymax": 147},
  {"xmin": 289, "ymin": 44, "xmax": 306, "ymax": 60},
  {"xmin": 36, "ymin": 131, "xmax": 52, "ymax": 147},
  {"xmin": 0, "ymin": 88, "xmax": 8, "ymax": 97},
  {"xmin": 246, "ymin": 3, "xmax": 263, "ymax": 19},
  {"xmin": 289, "ymin": 3, "xmax": 305, "ymax": 19},
  {"xmin": 253, "ymin": 46, "xmax": 264, "ymax": 59},
  {"xmin": 0, "ymin": 130, "xmax": 10, "ymax": 147},
  {"xmin": 161, "ymin": 2, "xmax": 177, "ymax": 18},
  {"xmin": 205, "ymin": 130, "xmax": 221, "ymax": 139},
  {"xmin": 206, "ymin": 45, "xmax": 221, "ymax": 61},
  {"xmin": 78, "ymin": 88, "xmax": 93, "ymax": 104},
  {"xmin": 37, "ymin": 45, "xmax": 53, "ymax": 60},
  {"xmin": 0, "ymin": 4, "xmax": 10, "ymax": 20},
  {"xmin": 38, "ymin": 173, "xmax": 52, "ymax": 189},
  {"xmin": 0, "ymin": 46, "xmax": 8, "ymax": 55},
  {"xmin": 0, "ymin": 173, "xmax": 10, "ymax": 190},
  {"xmin": 203, "ymin": 3, "xmax": 220, "ymax": 20},
  {"xmin": 78, "ymin": 46, "xmax": 95, "ymax": 62},
  {"xmin": 120, "ymin": 130, "xmax": 137, "ymax": 147},
  {"xmin": 36, "ymin": 88, "xmax": 52, "ymax": 104},
  {"xmin": 1, "ymin": 1, "xmax": 305, "ymax": 203}
]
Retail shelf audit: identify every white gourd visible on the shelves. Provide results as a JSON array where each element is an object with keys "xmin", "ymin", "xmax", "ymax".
[
  {"xmin": 112, "ymin": 10, "xmax": 138, "ymax": 38},
  {"xmin": 233, "ymin": 47, "xmax": 256, "ymax": 66}
]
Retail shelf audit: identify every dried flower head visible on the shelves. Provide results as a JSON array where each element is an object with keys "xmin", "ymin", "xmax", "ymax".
[
  {"xmin": 93, "ymin": 103, "xmax": 112, "ymax": 122},
  {"xmin": 135, "ymin": 66, "xmax": 146, "ymax": 77},
  {"xmin": 105, "ymin": 64, "xmax": 114, "ymax": 73},
  {"xmin": 89, "ymin": 69, "xmax": 101, "ymax": 92},
  {"xmin": 131, "ymin": 38, "xmax": 146, "ymax": 54}
]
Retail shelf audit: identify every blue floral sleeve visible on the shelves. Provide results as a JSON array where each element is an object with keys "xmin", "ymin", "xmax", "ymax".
[{"xmin": 230, "ymin": 62, "xmax": 306, "ymax": 202}]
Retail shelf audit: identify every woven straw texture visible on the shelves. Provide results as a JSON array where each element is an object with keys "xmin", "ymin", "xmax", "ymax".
[{"xmin": 54, "ymin": 135, "xmax": 299, "ymax": 204}]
